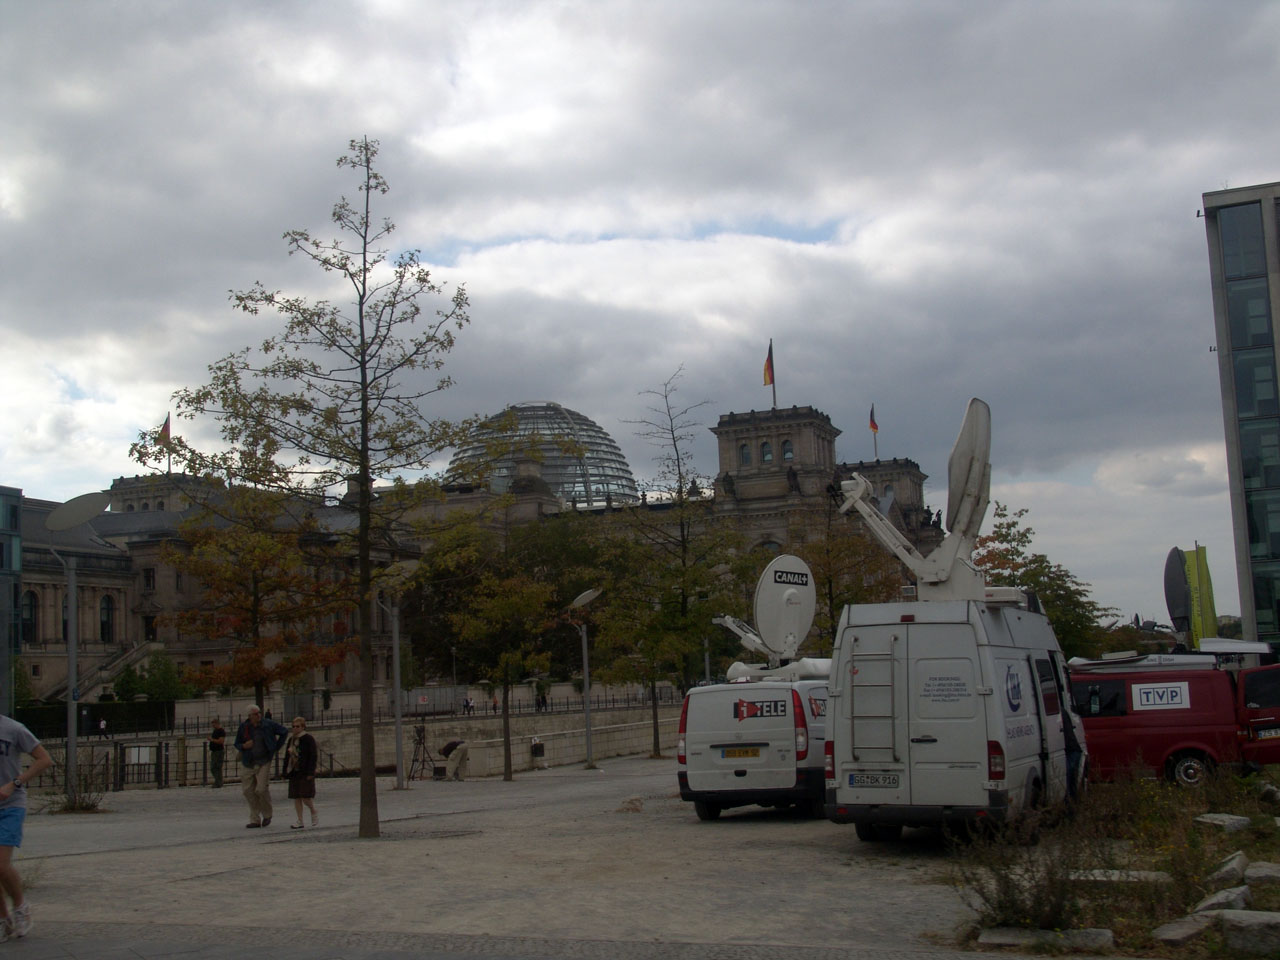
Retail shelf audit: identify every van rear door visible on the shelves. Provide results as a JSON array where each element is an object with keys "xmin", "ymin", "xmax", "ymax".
[
  {"xmin": 683, "ymin": 683, "xmax": 797, "ymax": 793},
  {"xmin": 1238, "ymin": 665, "xmax": 1280, "ymax": 765},
  {"xmin": 907, "ymin": 623, "xmax": 987, "ymax": 807}
]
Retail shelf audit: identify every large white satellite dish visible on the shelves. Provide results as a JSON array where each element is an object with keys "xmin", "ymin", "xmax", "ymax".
[
  {"xmin": 752, "ymin": 555, "xmax": 816, "ymax": 661},
  {"xmin": 44, "ymin": 492, "xmax": 111, "ymax": 532}
]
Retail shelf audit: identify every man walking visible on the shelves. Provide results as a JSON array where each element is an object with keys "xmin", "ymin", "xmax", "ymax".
[
  {"xmin": 236, "ymin": 705, "xmax": 287, "ymax": 828},
  {"xmin": 208, "ymin": 717, "xmax": 226, "ymax": 788},
  {"xmin": 0, "ymin": 713, "xmax": 52, "ymax": 939}
]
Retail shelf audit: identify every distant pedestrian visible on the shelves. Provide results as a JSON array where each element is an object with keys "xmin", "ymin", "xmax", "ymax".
[
  {"xmin": 441, "ymin": 739, "xmax": 469, "ymax": 781},
  {"xmin": 491, "ymin": 696, "xmax": 498, "ymax": 714},
  {"xmin": 208, "ymin": 717, "xmax": 226, "ymax": 788},
  {"xmin": 0, "ymin": 711, "xmax": 53, "ymax": 939},
  {"xmin": 97, "ymin": 718, "xmax": 108, "ymax": 740},
  {"xmin": 282, "ymin": 717, "xmax": 318, "ymax": 829},
  {"xmin": 236, "ymin": 705, "xmax": 287, "ymax": 828}
]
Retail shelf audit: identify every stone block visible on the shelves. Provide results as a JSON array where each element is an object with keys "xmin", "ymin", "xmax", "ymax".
[
  {"xmin": 1151, "ymin": 912, "xmax": 1217, "ymax": 946},
  {"xmin": 1208, "ymin": 850, "xmax": 1249, "ymax": 887},
  {"xmin": 1221, "ymin": 909, "xmax": 1280, "ymax": 956},
  {"xmin": 977, "ymin": 927, "xmax": 1114, "ymax": 951},
  {"xmin": 1246, "ymin": 862, "xmax": 1280, "ymax": 885},
  {"xmin": 1195, "ymin": 885, "xmax": 1251, "ymax": 912},
  {"xmin": 1070, "ymin": 868, "xmax": 1172, "ymax": 885},
  {"xmin": 1195, "ymin": 813, "xmax": 1253, "ymax": 832}
]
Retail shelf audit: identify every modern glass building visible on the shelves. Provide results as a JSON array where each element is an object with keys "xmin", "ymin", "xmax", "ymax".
[
  {"xmin": 1204, "ymin": 183, "xmax": 1280, "ymax": 646},
  {"xmin": 448, "ymin": 402, "xmax": 639, "ymax": 506}
]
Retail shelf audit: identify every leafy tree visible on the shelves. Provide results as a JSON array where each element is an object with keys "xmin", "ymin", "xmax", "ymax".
[
  {"xmin": 132, "ymin": 138, "xmax": 470, "ymax": 837},
  {"xmin": 113, "ymin": 664, "xmax": 144, "ymax": 703},
  {"xmin": 450, "ymin": 572, "xmax": 554, "ymax": 780},
  {"xmin": 164, "ymin": 487, "xmax": 353, "ymax": 706},
  {"xmin": 973, "ymin": 502, "xmax": 1114, "ymax": 659},
  {"xmin": 142, "ymin": 652, "xmax": 196, "ymax": 701},
  {"xmin": 11, "ymin": 659, "xmax": 34, "ymax": 708}
]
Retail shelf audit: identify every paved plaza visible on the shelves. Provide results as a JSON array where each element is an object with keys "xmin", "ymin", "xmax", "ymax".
[{"xmin": 11, "ymin": 755, "xmax": 1045, "ymax": 959}]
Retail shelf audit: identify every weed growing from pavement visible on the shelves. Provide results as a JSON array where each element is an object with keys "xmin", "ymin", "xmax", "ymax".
[{"xmin": 947, "ymin": 767, "xmax": 1280, "ymax": 957}]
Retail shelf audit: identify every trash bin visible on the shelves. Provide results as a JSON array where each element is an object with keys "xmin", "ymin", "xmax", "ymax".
[{"xmin": 531, "ymin": 738, "xmax": 544, "ymax": 759}]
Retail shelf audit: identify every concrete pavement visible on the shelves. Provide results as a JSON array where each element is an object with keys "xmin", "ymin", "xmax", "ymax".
[{"xmin": 14, "ymin": 756, "xmax": 1048, "ymax": 959}]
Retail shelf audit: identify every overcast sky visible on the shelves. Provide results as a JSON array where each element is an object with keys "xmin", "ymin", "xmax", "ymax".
[{"xmin": 4, "ymin": 0, "xmax": 1276, "ymax": 625}]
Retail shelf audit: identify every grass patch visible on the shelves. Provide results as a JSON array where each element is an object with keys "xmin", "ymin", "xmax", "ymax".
[{"xmin": 948, "ymin": 767, "xmax": 1280, "ymax": 956}]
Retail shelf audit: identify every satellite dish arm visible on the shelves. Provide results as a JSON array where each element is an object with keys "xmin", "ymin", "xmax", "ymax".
[
  {"xmin": 712, "ymin": 615, "xmax": 775, "ymax": 664},
  {"xmin": 837, "ymin": 475, "xmax": 941, "ymax": 581}
]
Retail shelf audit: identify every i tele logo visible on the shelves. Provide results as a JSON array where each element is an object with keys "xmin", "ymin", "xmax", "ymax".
[{"xmin": 734, "ymin": 699, "xmax": 787, "ymax": 721}]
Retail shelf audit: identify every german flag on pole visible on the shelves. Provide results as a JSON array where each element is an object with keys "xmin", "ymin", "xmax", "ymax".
[
  {"xmin": 869, "ymin": 405, "xmax": 878, "ymax": 434},
  {"xmin": 763, "ymin": 341, "xmax": 774, "ymax": 386},
  {"xmin": 159, "ymin": 413, "xmax": 171, "ymax": 444}
]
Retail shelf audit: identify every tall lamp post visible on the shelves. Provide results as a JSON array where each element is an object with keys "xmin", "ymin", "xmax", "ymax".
[
  {"xmin": 570, "ymin": 588, "xmax": 602, "ymax": 769},
  {"xmin": 44, "ymin": 491, "xmax": 111, "ymax": 807},
  {"xmin": 376, "ymin": 560, "xmax": 418, "ymax": 790}
]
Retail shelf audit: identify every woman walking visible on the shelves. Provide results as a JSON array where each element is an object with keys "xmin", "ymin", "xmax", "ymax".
[{"xmin": 282, "ymin": 717, "xmax": 318, "ymax": 829}]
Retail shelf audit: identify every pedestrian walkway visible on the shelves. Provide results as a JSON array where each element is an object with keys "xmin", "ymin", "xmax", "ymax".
[{"xmin": 19, "ymin": 758, "xmax": 1046, "ymax": 960}]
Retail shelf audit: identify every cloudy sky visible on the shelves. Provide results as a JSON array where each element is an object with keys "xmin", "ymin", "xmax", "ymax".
[{"xmin": 4, "ymin": 0, "xmax": 1277, "ymax": 624}]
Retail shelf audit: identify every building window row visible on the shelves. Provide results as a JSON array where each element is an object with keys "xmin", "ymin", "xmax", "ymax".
[{"xmin": 738, "ymin": 439, "xmax": 795, "ymax": 467}]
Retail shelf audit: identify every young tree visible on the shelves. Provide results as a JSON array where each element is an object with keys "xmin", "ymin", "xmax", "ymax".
[
  {"xmin": 133, "ymin": 138, "xmax": 470, "ymax": 837},
  {"xmin": 973, "ymin": 502, "xmax": 1115, "ymax": 658},
  {"xmin": 596, "ymin": 369, "xmax": 748, "ymax": 753}
]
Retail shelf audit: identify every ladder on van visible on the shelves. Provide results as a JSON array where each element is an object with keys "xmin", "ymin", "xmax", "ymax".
[{"xmin": 849, "ymin": 634, "xmax": 900, "ymax": 762}]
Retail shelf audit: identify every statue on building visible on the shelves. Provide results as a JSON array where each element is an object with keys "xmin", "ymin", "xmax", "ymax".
[
  {"xmin": 720, "ymin": 472, "xmax": 736, "ymax": 498},
  {"xmin": 786, "ymin": 465, "xmax": 800, "ymax": 494}
]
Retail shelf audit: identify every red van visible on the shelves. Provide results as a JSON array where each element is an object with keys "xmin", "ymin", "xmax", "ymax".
[{"xmin": 1069, "ymin": 655, "xmax": 1280, "ymax": 786}]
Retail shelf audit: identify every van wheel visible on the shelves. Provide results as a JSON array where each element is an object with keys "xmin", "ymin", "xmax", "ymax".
[
  {"xmin": 854, "ymin": 821, "xmax": 902, "ymax": 842},
  {"xmin": 694, "ymin": 800, "xmax": 722, "ymax": 821},
  {"xmin": 1168, "ymin": 753, "xmax": 1213, "ymax": 787}
]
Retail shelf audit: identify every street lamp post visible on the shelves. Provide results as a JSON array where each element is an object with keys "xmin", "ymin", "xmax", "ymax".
[
  {"xmin": 376, "ymin": 560, "xmax": 418, "ymax": 791},
  {"xmin": 570, "ymin": 588, "xmax": 602, "ymax": 769},
  {"xmin": 45, "ymin": 491, "xmax": 111, "ymax": 808}
]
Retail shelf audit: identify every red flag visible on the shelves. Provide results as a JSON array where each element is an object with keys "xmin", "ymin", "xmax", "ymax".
[
  {"xmin": 763, "ymin": 342, "xmax": 774, "ymax": 386},
  {"xmin": 869, "ymin": 405, "xmax": 878, "ymax": 434},
  {"xmin": 159, "ymin": 413, "xmax": 171, "ymax": 444}
]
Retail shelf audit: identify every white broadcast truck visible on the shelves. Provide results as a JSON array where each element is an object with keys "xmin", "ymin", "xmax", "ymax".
[
  {"xmin": 824, "ymin": 398, "xmax": 1086, "ymax": 841},
  {"xmin": 677, "ymin": 555, "xmax": 830, "ymax": 821}
]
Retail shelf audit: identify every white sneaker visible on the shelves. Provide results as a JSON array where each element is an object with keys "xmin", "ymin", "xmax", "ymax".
[{"xmin": 12, "ymin": 902, "xmax": 30, "ymax": 938}]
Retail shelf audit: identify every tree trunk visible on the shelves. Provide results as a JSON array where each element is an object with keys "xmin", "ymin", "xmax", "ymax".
[{"xmin": 356, "ymin": 471, "xmax": 380, "ymax": 838}]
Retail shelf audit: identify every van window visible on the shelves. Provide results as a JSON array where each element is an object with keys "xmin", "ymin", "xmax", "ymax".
[
  {"xmin": 1034, "ymin": 658, "xmax": 1060, "ymax": 715},
  {"xmin": 1071, "ymin": 679, "xmax": 1126, "ymax": 717},
  {"xmin": 1244, "ymin": 670, "xmax": 1280, "ymax": 709}
]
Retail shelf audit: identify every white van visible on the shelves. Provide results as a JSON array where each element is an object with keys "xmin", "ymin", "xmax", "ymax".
[
  {"xmin": 678, "ymin": 674, "xmax": 828, "ymax": 820},
  {"xmin": 678, "ymin": 555, "xmax": 829, "ymax": 820},
  {"xmin": 824, "ymin": 593, "xmax": 1080, "ymax": 839},
  {"xmin": 822, "ymin": 399, "xmax": 1084, "ymax": 840}
]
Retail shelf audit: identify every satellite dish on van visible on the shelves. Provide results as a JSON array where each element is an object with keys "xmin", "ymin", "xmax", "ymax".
[
  {"xmin": 45, "ymin": 491, "xmax": 111, "ymax": 532},
  {"xmin": 753, "ymin": 555, "xmax": 816, "ymax": 661},
  {"xmin": 945, "ymin": 398, "xmax": 991, "ymax": 539}
]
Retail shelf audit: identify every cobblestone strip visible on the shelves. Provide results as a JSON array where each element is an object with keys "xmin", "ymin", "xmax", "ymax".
[{"xmin": 40, "ymin": 921, "xmax": 1017, "ymax": 960}]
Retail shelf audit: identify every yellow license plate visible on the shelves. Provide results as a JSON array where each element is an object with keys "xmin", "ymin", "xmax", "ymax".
[{"xmin": 722, "ymin": 747, "xmax": 760, "ymax": 759}]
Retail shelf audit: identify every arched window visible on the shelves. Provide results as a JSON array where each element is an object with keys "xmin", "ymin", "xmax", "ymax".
[
  {"xmin": 782, "ymin": 440, "xmax": 794, "ymax": 461},
  {"xmin": 126, "ymin": 504, "xmax": 135, "ymax": 513},
  {"xmin": 157, "ymin": 500, "xmax": 165, "ymax": 511},
  {"xmin": 100, "ymin": 595, "xmax": 115, "ymax": 644},
  {"xmin": 738, "ymin": 444, "xmax": 751, "ymax": 466},
  {"xmin": 761, "ymin": 442, "xmax": 773, "ymax": 464},
  {"xmin": 19, "ymin": 591, "xmax": 36, "ymax": 645},
  {"xmin": 141, "ymin": 502, "xmax": 150, "ymax": 511}
]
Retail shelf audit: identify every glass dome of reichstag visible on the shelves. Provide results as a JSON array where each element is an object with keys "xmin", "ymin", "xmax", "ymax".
[{"xmin": 447, "ymin": 402, "xmax": 639, "ymax": 507}]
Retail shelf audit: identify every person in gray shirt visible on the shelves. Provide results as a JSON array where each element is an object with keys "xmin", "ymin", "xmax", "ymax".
[{"xmin": 0, "ymin": 715, "xmax": 52, "ymax": 940}]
